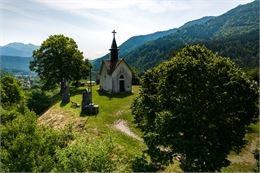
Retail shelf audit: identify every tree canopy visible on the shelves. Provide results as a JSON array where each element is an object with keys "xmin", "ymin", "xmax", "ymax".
[
  {"xmin": 132, "ymin": 45, "xmax": 259, "ymax": 171},
  {"xmin": 30, "ymin": 34, "xmax": 90, "ymax": 103},
  {"xmin": 0, "ymin": 75, "xmax": 24, "ymax": 107}
]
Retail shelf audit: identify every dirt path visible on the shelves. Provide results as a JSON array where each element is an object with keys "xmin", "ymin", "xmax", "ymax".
[{"xmin": 113, "ymin": 119, "xmax": 143, "ymax": 141}]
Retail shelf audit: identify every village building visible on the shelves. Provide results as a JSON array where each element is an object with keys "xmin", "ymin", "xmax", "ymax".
[{"xmin": 99, "ymin": 30, "xmax": 132, "ymax": 93}]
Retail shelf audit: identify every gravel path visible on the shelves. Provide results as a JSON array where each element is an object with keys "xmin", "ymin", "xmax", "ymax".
[{"xmin": 113, "ymin": 119, "xmax": 143, "ymax": 141}]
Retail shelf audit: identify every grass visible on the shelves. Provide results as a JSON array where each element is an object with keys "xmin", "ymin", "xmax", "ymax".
[
  {"xmin": 39, "ymin": 85, "xmax": 146, "ymax": 170},
  {"xmin": 39, "ymin": 84, "xmax": 259, "ymax": 172},
  {"xmin": 221, "ymin": 122, "xmax": 259, "ymax": 172}
]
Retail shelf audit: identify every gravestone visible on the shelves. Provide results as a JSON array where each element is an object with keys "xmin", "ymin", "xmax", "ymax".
[
  {"xmin": 81, "ymin": 89, "xmax": 99, "ymax": 115},
  {"xmin": 61, "ymin": 79, "xmax": 70, "ymax": 103}
]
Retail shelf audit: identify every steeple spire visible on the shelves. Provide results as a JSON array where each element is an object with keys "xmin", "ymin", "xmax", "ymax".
[{"xmin": 110, "ymin": 29, "xmax": 119, "ymax": 63}]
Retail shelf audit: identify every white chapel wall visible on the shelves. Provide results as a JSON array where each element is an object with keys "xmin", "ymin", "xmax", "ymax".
[{"xmin": 112, "ymin": 62, "xmax": 132, "ymax": 93}]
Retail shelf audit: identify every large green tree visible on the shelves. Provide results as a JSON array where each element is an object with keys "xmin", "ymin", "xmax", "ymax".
[
  {"xmin": 132, "ymin": 45, "xmax": 258, "ymax": 171},
  {"xmin": 30, "ymin": 35, "xmax": 90, "ymax": 103}
]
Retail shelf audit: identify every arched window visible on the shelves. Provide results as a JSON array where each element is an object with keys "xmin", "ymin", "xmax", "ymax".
[{"xmin": 120, "ymin": 75, "xmax": 124, "ymax": 79}]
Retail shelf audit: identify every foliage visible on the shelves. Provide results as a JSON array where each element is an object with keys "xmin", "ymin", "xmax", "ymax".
[
  {"xmin": 131, "ymin": 67, "xmax": 141, "ymax": 85},
  {"xmin": 26, "ymin": 89, "xmax": 52, "ymax": 115},
  {"xmin": 0, "ymin": 104, "xmax": 74, "ymax": 172},
  {"xmin": 0, "ymin": 75, "xmax": 24, "ymax": 107},
  {"xmin": 132, "ymin": 45, "xmax": 259, "ymax": 172},
  {"xmin": 0, "ymin": 102, "xmax": 129, "ymax": 172},
  {"xmin": 244, "ymin": 67, "xmax": 259, "ymax": 85},
  {"xmin": 29, "ymin": 34, "xmax": 91, "ymax": 103},
  {"xmin": 0, "ymin": 75, "xmax": 142, "ymax": 172},
  {"xmin": 53, "ymin": 137, "xmax": 116, "ymax": 172}
]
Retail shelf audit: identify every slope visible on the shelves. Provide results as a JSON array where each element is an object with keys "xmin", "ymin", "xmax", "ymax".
[
  {"xmin": 123, "ymin": 0, "xmax": 259, "ymax": 72},
  {"xmin": 38, "ymin": 84, "xmax": 258, "ymax": 171}
]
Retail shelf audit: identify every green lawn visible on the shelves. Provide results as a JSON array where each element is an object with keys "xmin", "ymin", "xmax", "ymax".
[
  {"xmin": 40, "ymin": 85, "xmax": 146, "ymax": 170},
  {"xmin": 39, "ymin": 84, "xmax": 259, "ymax": 172},
  {"xmin": 221, "ymin": 122, "xmax": 259, "ymax": 172}
]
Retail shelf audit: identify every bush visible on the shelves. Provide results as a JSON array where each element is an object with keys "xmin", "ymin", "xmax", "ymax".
[
  {"xmin": 53, "ymin": 137, "xmax": 116, "ymax": 172},
  {"xmin": 27, "ymin": 89, "xmax": 52, "ymax": 115}
]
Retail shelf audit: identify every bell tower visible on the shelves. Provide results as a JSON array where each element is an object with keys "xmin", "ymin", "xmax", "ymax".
[{"xmin": 110, "ymin": 30, "xmax": 119, "ymax": 63}]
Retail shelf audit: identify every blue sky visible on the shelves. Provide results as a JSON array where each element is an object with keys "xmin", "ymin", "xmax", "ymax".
[{"xmin": 0, "ymin": 0, "xmax": 253, "ymax": 60}]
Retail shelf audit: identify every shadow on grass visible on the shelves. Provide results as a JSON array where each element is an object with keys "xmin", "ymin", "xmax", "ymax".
[
  {"xmin": 38, "ymin": 87, "xmax": 86, "ymax": 116},
  {"xmin": 80, "ymin": 111, "xmax": 98, "ymax": 117},
  {"xmin": 60, "ymin": 101, "xmax": 69, "ymax": 107},
  {"xmin": 97, "ymin": 89, "xmax": 133, "ymax": 99},
  {"xmin": 58, "ymin": 87, "xmax": 87, "ymax": 107}
]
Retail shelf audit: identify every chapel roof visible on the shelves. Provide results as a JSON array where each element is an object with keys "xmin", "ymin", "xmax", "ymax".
[{"xmin": 102, "ymin": 59, "xmax": 123, "ymax": 75}]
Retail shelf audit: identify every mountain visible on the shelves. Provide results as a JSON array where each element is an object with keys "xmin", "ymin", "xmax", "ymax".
[
  {"xmin": 0, "ymin": 43, "xmax": 39, "ymax": 74},
  {"xmin": 92, "ymin": 0, "xmax": 259, "ymax": 73},
  {"xmin": 0, "ymin": 42, "xmax": 39, "ymax": 57},
  {"xmin": 180, "ymin": 16, "xmax": 215, "ymax": 29},
  {"xmin": 92, "ymin": 16, "xmax": 215, "ymax": 72},
  {"xmin": 0, "ymin": 55, "xmax": 33, "ymax": 74}
]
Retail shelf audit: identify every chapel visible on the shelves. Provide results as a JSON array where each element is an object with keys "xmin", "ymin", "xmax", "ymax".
[{"xmin": 99, "ymin": 30, "xmax": 132, "ymax": 93}]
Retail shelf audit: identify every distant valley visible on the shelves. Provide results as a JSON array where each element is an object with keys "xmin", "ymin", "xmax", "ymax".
[{"xmin": 0, "ymin": 43, "xmax": 39, "ymax": 74}]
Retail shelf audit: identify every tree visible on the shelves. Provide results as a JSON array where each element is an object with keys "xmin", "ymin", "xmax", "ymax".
[
  {"xmin": 72, "ymin": 59, "xmax": 91, "ymax": 87},
  {"xmin": 30, "ymin": 35, "xmax": 91, "ymax": 103},
  {"xmin": 131, "ymin": 67, "xmax": 141, "ymax": 85},
  {"xmin": 132, "ymin": 45, "xmax": 259, "ymax": 171},
  {"xmin": 0, "ymin": 75, "xmax": 23, "ymax": 107},
  {"xmin": 27, "ymin": 89, "xmax": 52, "ymax": 115}
]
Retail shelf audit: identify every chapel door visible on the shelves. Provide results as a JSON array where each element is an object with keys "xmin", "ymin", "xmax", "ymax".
[
  {"xmin": 120, "ymin": 80, "xmax": 125, "ymax": 92},
  {"xmin": 119, "ymin": 75, "xmax": 125, "ymax": 92}
]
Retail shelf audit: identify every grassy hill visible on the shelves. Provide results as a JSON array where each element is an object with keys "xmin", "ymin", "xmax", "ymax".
[
  {"xmin": 38, "ymin": 84, "xmax": 259, "ymax": 172},
  {"xmin": 38, "ymin": 85, "xmax": 147, "ymax": 171}
]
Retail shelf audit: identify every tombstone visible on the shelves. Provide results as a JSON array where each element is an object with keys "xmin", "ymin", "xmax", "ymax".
[
  {"xmin": 81, "ymin": 89, "xmax": 99, "ymax": 115},
  {"xmin": 61, "ymin": 79, "xmax": 70, "ymax": 103},
  {"xmin": 82, "ymin": 89, "xmax": 92, "ymax": 105}
]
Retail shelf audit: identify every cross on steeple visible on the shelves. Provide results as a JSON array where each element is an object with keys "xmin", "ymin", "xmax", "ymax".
[
  {"xmin": 110, "ymin": 29, "xmax": 119, "ymax": 63},
  {"xmin": 112, "ymin": 30, "xmax": 116, "ymax": 39}
]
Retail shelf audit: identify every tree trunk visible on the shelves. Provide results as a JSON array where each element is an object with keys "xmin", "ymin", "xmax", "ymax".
[{"xmin": 61, "ymin": 79, "xmax": 70, "ymax": 104}]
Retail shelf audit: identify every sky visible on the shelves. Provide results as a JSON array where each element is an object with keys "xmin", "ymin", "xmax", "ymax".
[{"xmin": 0, "ymin": 0, "xmax": 254, "ymax": 60}]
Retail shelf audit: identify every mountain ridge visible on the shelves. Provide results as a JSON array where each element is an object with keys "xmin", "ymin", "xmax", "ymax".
[
  {"xmin": 0, "ymin": 42, "xmax": 39, "ymax": 57},
  {"xmin": 92, "ymin": 0, "xmax": 258, "ymax": 72}
]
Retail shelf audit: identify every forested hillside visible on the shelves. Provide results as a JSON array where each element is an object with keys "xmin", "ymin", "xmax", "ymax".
[
  {"xmin": 123, "ymin": 0, "xmax": 259, "ymax": 72},
  {"xmin": 0, "ymin": 55, "xmax": 33, "ymax": 74},
  {"xmin": 92, "ymin": 0, "xmax": 259, "ymax": 73},
  {"xmin": 0, "ymin": 43, "xmax": 39, "ymax": 74}
]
